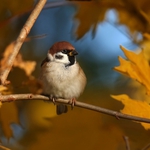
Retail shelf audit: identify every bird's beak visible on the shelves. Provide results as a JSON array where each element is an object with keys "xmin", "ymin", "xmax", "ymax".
[{"xmin": 68, "ymin": 50, "xmax": 78, "ymax": 56}]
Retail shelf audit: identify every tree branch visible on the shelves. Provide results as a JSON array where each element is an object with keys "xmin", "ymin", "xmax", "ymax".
[
  {"xmin": 1, "ymin": 94, "xmax": 150, "ymax": 124},
  {"xmin": 0, "ymin": 144, "xmax": 10, "ymax": 150},
  {"xmin": 123, "ymin": 136, "xmax": 130, "ymax": 150},
  {"xmin": 141, "ymin": 143, "xmax": 150, "ymax": 150},
  {"xmin": 0, "ymin": 0, "xmax": 47, "ymax": 85}
]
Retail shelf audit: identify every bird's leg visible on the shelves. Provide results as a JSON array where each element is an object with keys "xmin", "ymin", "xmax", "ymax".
[
  {"xmin": 69, "ymin": 98, "xmax": 76, "ymax": 109},
  {"xmin": 49, "ymin": 94, "xmax": 57, "ymax": 105},
  {"xmin": 41, "ymin": 93, "xmax": 56, "ymax": 105}
]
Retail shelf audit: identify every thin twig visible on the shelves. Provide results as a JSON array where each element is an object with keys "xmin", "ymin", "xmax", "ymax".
[
  {"xmin": 0, "ymin": 0, "xmax": 47, "ymax": 85},
  {"xmin": 123, "ymin": 136, "xmax": 130, "ymax": 150},
  {"xmin": 44, "ymin": 1, "xmax": 74, "ymax": 9},
  {"xmin": 0, "ymin": 144, "xmax": 11, "ymax": 150},
  {"xmin": 0, "ymin": 94, "xmax": 150, "ymax": 124},
  {"xmin": 141, "ymin": 143, "xmax": 150, "ymax": 150}
]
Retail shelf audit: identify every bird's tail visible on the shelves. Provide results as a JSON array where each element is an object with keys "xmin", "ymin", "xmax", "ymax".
[{"xmin": 56, "ymin": 104, "xmax": 68, "ymax": 115}]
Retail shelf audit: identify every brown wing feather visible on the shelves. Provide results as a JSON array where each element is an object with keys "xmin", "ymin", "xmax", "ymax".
[{"xmin": 41, "ymin": 57, "xmax": 49, "ymax": 67}]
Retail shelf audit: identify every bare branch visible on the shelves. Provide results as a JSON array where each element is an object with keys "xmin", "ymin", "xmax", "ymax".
[
  {"xmin": 0, "ymin": 0, "xmax": 47, "ymax": 85},
  {"xmin": 1, "ymin": 94, "xmax": 150, "ymax": 124},
  {"xmin": 141, "ymin": 143, "xmax": 150, "ymax": 150},
  {"xmin": 0, "ymin": 144, "xmax": 11, "ymax": 150},
  {"xmin": 44, "ymin": 1, "xmax": 74, "ymax": 9},
  {"xmin": 123, "ymin": 136, "xmax": 130, "ymax": 150}
]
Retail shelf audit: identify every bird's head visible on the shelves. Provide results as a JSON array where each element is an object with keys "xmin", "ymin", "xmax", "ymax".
[{"xmin": 47, "ymin": 41, "xmax": 78, "ymax": 67}]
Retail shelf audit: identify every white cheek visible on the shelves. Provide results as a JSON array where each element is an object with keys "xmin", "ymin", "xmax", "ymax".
[
  {"xmin": 47, "ymin": 53, "xmax": 54, "ymax": 61},
  {"xmin": 54, "ymin": 52, "xmax": 69, "ymax": 64}
]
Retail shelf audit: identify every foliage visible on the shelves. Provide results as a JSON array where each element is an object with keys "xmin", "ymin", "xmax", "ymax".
[
  {"xmin": 74, "ymin": 0, "xmax": 150, "ymax": 38},
  {"xmin": 112, "ymin": 46, "xmax": 150, "ymax": 130},
  {"xmin": 111, "ymin": 94, "xmax": 150, "ymax": 130},
  {"xmin": 1, "ymin": 0, "xmax": 150, "ymax": 150},
  {"xmin": 114, "ymin": 46, "xmax": 150, "ymax": 95}
]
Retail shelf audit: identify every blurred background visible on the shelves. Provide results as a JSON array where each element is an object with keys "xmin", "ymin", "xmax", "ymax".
[{"xmin": 1, "ymin": 0, "xmax": 150, "ymax": 150}]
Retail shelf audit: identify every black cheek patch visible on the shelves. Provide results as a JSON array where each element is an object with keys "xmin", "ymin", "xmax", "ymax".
[
  {"xmin": 55, "ymin": 55, "xmax": 63, "ymax": 59},
  {"xmin": 68, "ymin": 56, "xmax": 75, "ymax": 66}
]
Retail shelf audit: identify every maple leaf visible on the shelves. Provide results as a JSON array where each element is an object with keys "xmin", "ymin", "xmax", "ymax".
[
  {"xmin": 0, "ymin": 0, "xmax": 33, "ymax": 22},
  {"xmin": 0, "ymin": 85, "xmax": 18, "ymax": 139},
  {"xmin": 114, "ymin": 46, "xmax": 150, "ymax": 95},
  {"xmin": 0, "ymin": 86, "xmax": 19, "ymax": 139},
  {"xmin": 139, "ymin": 34, "xmax": 150, "ymax": 61},
  {"xmin": 0, "ymin": 85, "xmax": 12, "ymax": 95},
  {"xmin": 73, "ymin": 0, "xmax": 150, "ymax": 39},
  {"xmin": 74, "ymin": 0, "xmax": 108, "ymax": 39},
  {"xmin": 0, "ymin": 102, "xmax": 20, "ymax": 139},
  {"xmin": 1, "ymin": 42, "xmax": 36, "ymax": 76},
  {"xmin": 13, "ymin": 53, "xmax": 36, "ymax": 76},
  {"xmin": 118, "ymin": 1, "xmax": 150, "ymax": 34},
  {"xmin": 111, "ymin": 94, "xmax": 150, "ymax": 130}
]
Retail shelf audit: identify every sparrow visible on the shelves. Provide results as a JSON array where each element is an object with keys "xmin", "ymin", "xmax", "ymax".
[{"xmin": 39, "ymin": 41, "xmax": 86, "ymax": 115}]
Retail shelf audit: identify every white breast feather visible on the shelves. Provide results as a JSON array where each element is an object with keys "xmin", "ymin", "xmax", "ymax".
[{"xmin": 39, "ymin": 61, "xmax": 85, "ymax": 99}]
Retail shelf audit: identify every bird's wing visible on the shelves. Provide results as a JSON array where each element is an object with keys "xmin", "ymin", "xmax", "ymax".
[{"xmin": 41, "ymin": 57, "xmax": 50, "ymax": 67}]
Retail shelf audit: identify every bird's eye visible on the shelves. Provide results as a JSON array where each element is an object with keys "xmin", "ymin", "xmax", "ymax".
[
  {"xmin": 61, "ymin": 49, "xmax": 68, "ymax": 54},
  {"xmin": 55, "ymin": 55, "xmax": 63, "ymax": 59}
]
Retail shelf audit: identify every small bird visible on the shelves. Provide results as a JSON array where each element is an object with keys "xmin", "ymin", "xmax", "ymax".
[{"xmin": 39, "ymin": 41, "xmax": 86, "ymax": 115}]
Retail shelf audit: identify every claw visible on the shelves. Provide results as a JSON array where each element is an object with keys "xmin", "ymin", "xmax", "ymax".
[
  {"xmin": 49, "ymin": 95, "xmax": 57, "ymax": 105},
  {"xmin": 69, "ymin": 98, "xmax": 76, "ymax": 109},
  {"xmin": 41, "ymin": 94, "xmax": 57, "ymax": 105},
  {"xmin": 115, "ymin": 112, "xmax": 120, "ymax": 120}
]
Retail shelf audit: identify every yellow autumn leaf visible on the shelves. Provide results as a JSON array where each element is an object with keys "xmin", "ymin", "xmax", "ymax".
[
  {"xmin": 74, "ymin": 1, "xmax": 107, "ymax": 39},
  {"xmin": 0, "ymin": 86, "xmax": 8, "ymax": 93},
  {"xmin": 128, "ymin": 80, "xmax": 150, "ymax": 104},
  {"xmin": 13, "ymin": 53, "xmax": 36, "ymax": 76},
  {"xmin": 25, "ymin": 100, "xmax": 57, "ymax": 128},
  {"xmin": 143, "ymin": 33, "xmax": 150, "ymax": 40},
  {"xmin": 1, "ymin": 42, "xmax": 36, "ymax": 76},
  {"xmin": 0, "ymin": 85, "xmax": 13, "ymax": 117},
  {"xmin": 111, "ymin": 94, "xmax": 150, "ymax": 130},
  {"xmin": 0, "ymin": 86, "xmax": 18, "ymax": 139},
  {"xmin": 114, "ymin": 46, "xmax": 150, "ymax": 95},
  {"xmin": 0, "ymin": 0, "xmax": 33, "ymax": 22},
  {"xmin": 0, "ymin": 102, "xmax": 2, "ymax": 108},
  {"xmin": 140, "ymin": 36, "xmax": 150, "ymax": 61},
  {"xmin": 0, "ymin": 85, "xmax": 12, "ymax": 95},
  {"xmin": 0, "ymin": 103, "xmax": 20, "ymax": 139}
]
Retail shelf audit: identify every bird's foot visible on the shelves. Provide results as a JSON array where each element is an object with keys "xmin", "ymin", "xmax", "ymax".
[
  {"xmin": 49, "ymin": 95, "xmax": 57, "ymax": 105},
  {"xmin": 69, "ymin": 98, "xmax": 76, "ymax": 109},
  {"xmin": 41, "ymin": 94, "xmax": 56, "ymax": 105}
]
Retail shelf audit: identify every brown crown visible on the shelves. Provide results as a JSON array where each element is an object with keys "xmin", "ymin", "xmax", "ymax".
[{"xmin": 49, "ymin": 41, "xmax": 75, "ymax": 55}]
